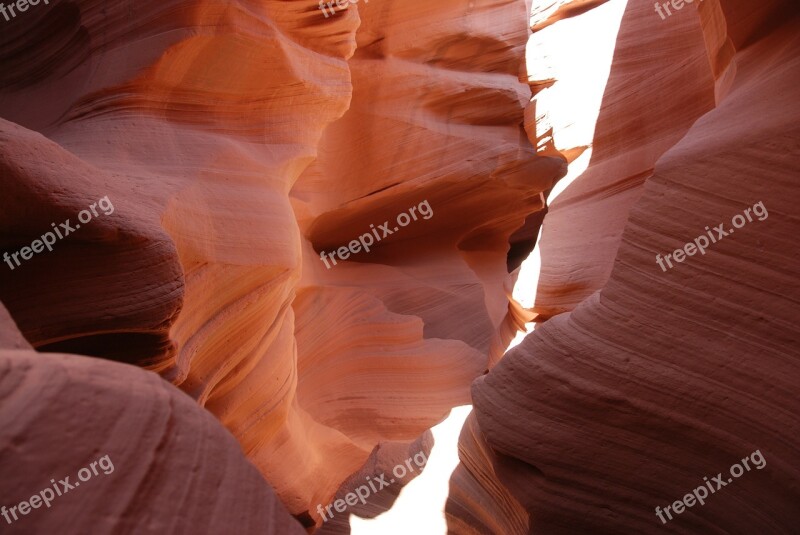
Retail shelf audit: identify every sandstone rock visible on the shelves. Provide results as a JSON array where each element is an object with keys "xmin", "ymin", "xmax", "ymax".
[
  {"xmin": 317, "ymin": 432, "xmax": 434, "ymax": 535},
  {"xmin": 0, "ymin": 0, "xmax": 561, "ymax": 528},
  {"xmin": 0, "ymin": 306, "xmax": 303, "ymax": 534},
  {"xmin": 456, "ymin": 0, "xmax": 800, "ymax": 533}
]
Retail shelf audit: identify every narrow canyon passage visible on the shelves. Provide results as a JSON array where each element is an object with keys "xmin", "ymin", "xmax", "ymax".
[{"xmin": 0, "ymin": 0, "xmax": 798, "ymax": 534}]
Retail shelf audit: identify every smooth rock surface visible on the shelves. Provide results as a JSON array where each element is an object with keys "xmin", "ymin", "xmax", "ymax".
[
  {"xmin": 0, "ymin": 307, "xmax": 303, "ymax": 534},
  {"xmin": 0, "ymin": 0, "xmax": 560, "ymax": 528},
  {"xmin": 455, "ymin": 1, "xmax": 800, "ymax": 533}
]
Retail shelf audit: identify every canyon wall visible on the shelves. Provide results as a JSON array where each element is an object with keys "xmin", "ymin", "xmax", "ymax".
[
  {"xmin": 2, "ymin": 0, "xmax": 796, "ymax": 532},
  {"xmin": 0, "ymin": 0, "xmax": 560, "ymax": 530},
  {"xmin": 451, "ymin": 0, "xmax": 800, "ymax": 533},
  {"xmin": 0, "ymin": 304, "xmax": 302, "ymax": 533}
]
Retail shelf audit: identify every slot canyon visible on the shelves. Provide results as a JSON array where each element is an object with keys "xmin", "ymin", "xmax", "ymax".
[{"xmin": 0, "ymin": 0, "xmax": 798, "ymax": 533}]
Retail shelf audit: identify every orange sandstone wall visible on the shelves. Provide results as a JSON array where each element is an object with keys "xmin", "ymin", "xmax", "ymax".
[
  {"xmin": 0, "ymin": 0, "xmax": 558, "ymax": 529},
  {"xmin": 452, "ymin": 0, "xmax": 800, "ymax": 533}
]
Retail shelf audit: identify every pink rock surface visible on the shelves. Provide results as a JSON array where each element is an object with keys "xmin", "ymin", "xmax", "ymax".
[
  {"xmin": 530, "ymin": 0, "xmax": 718, "ymax": 316},
  {"xmin": 457, "ymin": 0, "xmax": 800, "ymax": 533},
  {"xmin": 2, "ymin": 0, "xmax": 796, "ymax": 532},
  {"xmin": 446, "ymin": 413, "xmax": 529, "ymax": 535},
  {"xmin": 317, "ymin": 432, "xmax": 434, "ymax": 535},
  {"xmin": 0, "ymin": 0, "xmax": 560, "ymax": 529},
  {"xmin": 0, "ymin": 307, "xmax": 303, "ymax": 534}
]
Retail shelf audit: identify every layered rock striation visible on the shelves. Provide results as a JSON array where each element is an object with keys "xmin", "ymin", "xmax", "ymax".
[
  {"xmin": 0, "ymin": 0, "xmax": 562, "ymax": 530},
  {"xmin": 0, "ymin": 305, "xmax": 303, "ymax": 533},
  {"xmin": 452, "ymin": 0, "xmax": 800, "ymax": 533}
]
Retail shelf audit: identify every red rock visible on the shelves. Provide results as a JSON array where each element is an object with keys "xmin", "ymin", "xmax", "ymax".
[
  {"xmin": 457, "ymin": 0, "xmax": 800, "ymax": 532},
  {"xmin": 0, "ymin": 0, "xmax": 561, "ymax": 528},
  {"xmin": 0, "ymin": 306, "xmax": 303, "ymax": 533}
]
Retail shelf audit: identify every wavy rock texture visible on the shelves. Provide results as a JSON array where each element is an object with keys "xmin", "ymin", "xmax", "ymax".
[
  {"xmin": 316, "ymin": 432, "xmax": 434, "ymax": 535},
  {"xmin": 0, "ymin": 305, "xmax": 303, "ymax": 534},
  {"xmin": 453, "ymin": 0, "xmax": 800, "ymax": 533},
  {"xmin": 0, "ymin": 0, "xmax": 560, "ymax": 529},
  {"xmin": 529, "ymin": 0, "xmax": 720, "ymax": 316},
  {"xmin": 447, "ymin": 413, "xmax": 529, "ymax": 535}
]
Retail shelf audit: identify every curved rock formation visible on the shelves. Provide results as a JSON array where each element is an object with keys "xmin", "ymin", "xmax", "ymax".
[
  {"xmin": 0, "ymin": 305, "xmax": 303, "ymax": 534},
  {"xmin": 453, "ymin": 0, "xmax": 800, "ymax": 533},
  {"xmin": 446, "ymin": 413, "xmax": 529, "ymax": 535},
  {"xmin": 4, "ymin": 0, "xmax": 795, "ymax": 531},
  {"xmin": 0, "ymin": 0, "xmax": 561, "ymax": 529},
  {"xmin": 316, "ymin": 432, "xmax": 434, "ymax": 535}
]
